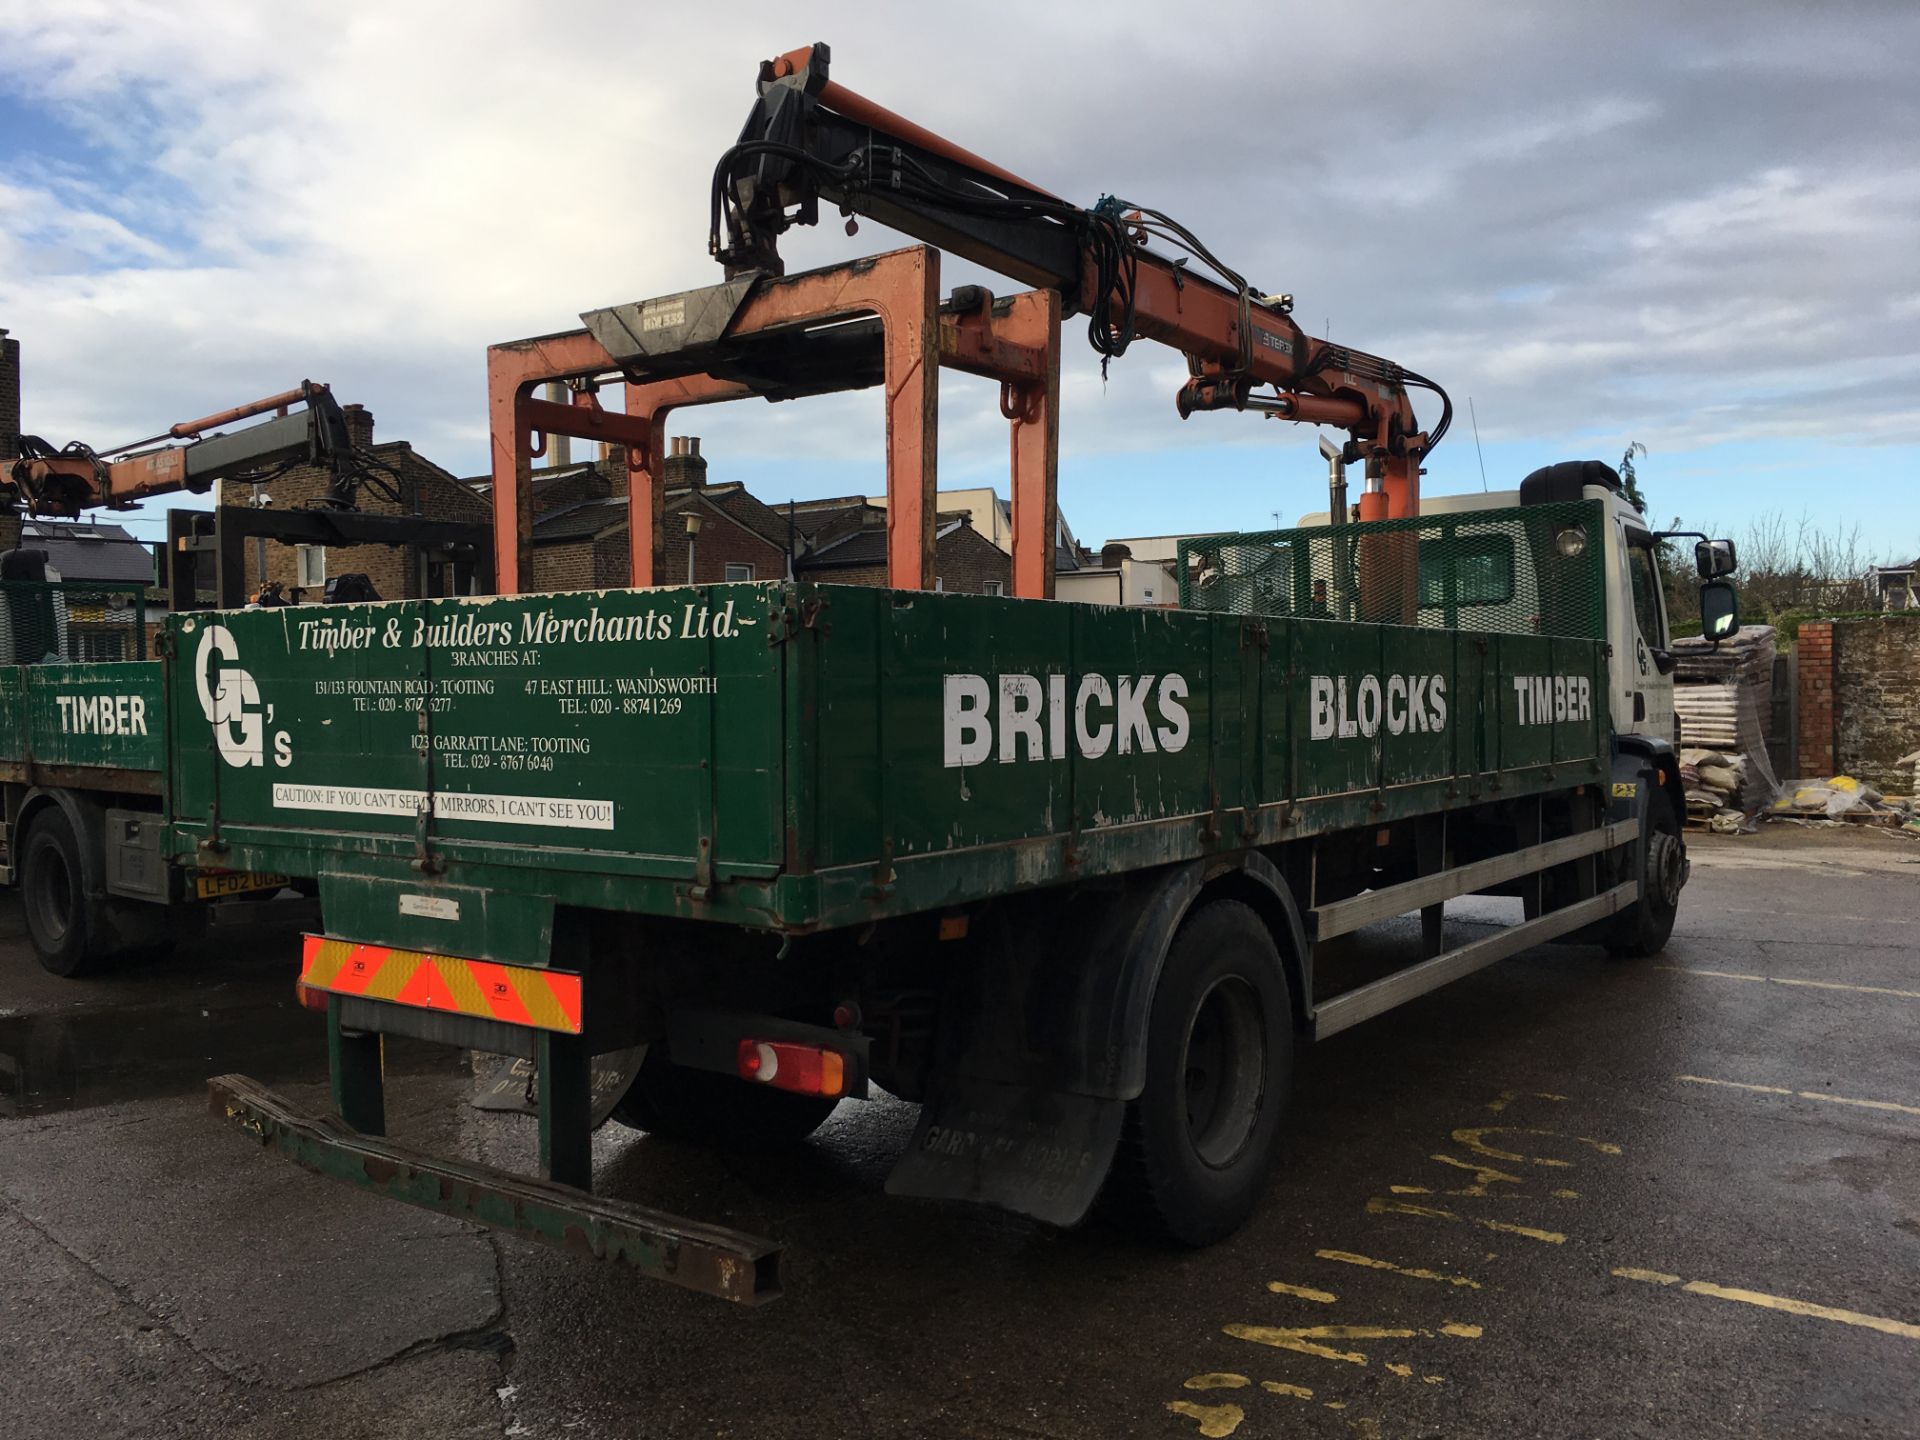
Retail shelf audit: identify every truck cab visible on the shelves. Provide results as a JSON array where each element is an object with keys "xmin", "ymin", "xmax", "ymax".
[{"xmin": 1304, "ymin": 459, "xmax": 1679, "ymax": 751}]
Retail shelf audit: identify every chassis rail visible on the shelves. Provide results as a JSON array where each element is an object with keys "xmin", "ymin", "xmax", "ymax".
[{"xmin": 208, "ymin": 1074, "xmax": 782, "ymax": 1306}]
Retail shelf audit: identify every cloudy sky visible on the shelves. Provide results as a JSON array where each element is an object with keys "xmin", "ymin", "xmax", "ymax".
[{"xmin": 2, "ymin": 1, "xmax": 1916, "ymax": 558}]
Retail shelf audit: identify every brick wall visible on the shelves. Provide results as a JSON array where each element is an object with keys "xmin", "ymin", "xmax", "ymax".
[
  {"xmin": 0, "ymin": 328, "xmax": 19, "ymax": 461},
  {"xmin": 1, "ymin": 329, "xmax": 23, "ymax": 553},
  {"xmin": 1830, "ymin": 615, "xmax": 1920, "ymax": 791},
  {"xmin": 1795, "ymin": 621, "xmax": 1834, "ymax": 777}
]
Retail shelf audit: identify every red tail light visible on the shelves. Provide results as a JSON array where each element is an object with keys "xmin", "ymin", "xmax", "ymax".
[{"xmin": 737, "ymin": 1039, "xmax": 848, "ymax": 1098}]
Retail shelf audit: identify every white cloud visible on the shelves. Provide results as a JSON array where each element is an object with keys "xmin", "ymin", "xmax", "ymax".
[{"xmin": 0, "ymin": 0, "xmax": 1916, "ymax": 514}]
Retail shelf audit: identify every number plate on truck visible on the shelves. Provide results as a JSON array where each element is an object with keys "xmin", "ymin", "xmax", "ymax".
[
  {"xmin": 299, "ymin": 935, "xmax": 584, "ymax": 1034},
  {"xmin": 194, "ymin": 870, "xmax": 291, "ymax": 899}
]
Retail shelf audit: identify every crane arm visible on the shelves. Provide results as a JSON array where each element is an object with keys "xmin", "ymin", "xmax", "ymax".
[
  {"xmin": 712, "ymin": 42, "xmax": 1449, "ymax": 519},
  {"xmin": 5, "ymin": 381, "xmax": 367, "ymax": 519}
]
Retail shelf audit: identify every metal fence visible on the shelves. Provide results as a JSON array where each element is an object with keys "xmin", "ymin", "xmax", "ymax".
[
  {"xmin": 1177, "ymin": 499, "xmax": 1608, "ymax": 640},
  {"xmin": 0, "ymin": 581, "xmax": 150, "ymax": 664}
]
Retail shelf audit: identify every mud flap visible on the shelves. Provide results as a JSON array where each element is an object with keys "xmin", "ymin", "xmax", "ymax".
[{"xmin": 885, "ymin": 1076, "xmax": 1124, "ymax": 1228}]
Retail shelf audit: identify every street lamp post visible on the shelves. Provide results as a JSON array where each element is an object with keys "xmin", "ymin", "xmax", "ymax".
[{"xmin": 684, "ymin": 510, "xmax": 703, "ymax": 583}]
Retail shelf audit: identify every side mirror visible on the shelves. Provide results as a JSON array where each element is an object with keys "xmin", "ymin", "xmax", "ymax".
[
  {"xmin": 1695, "ymin": 538, "xmax": 1737, "ymax": 579},
  {"xmin": 1700, "ymin": 580, "xmax": 1739, "ymax": 643}
]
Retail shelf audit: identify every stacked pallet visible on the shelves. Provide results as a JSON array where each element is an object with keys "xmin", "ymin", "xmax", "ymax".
[{"xmin": 1669, "ymin": 626, "xmax": 1778, "ymax": 817}]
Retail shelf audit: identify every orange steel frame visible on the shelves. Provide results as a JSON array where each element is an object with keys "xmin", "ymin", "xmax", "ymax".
[{"xmin": 485, "ymin": 246, "xmax": 1060, "ymax": 598}]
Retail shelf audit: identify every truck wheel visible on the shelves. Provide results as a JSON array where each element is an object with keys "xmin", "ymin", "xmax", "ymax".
[
  {"xmin": 1109, "ymin": 899, "xmax": 1294, "ymax": 1246},
  {"xmin": 1605, "ymin": 788, "xmax": 1684, "ymax": 959},
  {"xmin": 21, "ymin": 808, "xmax": 107, "ymax": 978},
  {"xmin": 609, "ymin": 1051, "xmax": 839, "ymax": 1151}
]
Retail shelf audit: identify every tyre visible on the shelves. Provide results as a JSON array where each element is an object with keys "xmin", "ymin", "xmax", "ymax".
[
  {"xmin": 1605, "ymin": 786, "xmax": 1684, "ymax": 959},
  {"xmin": 1108, "ymin": 899, "xmax": 1295, "ymax": 1246},
  {"xmin": 21, "ymin": 808, "xmax": 107, "ymax": 978},
  {"xmin": 609, "ymin": 1048, "xmax": 839, "ymax": 1151}
]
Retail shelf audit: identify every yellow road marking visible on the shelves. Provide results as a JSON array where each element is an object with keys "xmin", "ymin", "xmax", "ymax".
[
  {"xmin": 1611, "ymin": 1268, "xmax": 1920, "ymax": 1341},
  {"xmin": 1423, "ymin": 1375, "xmax": 1446, "ymax": 1384},
  {"xmin": 1430, "ymin": 1152, "xmax": 1525, "ymax": 1195},
  {"xmin": 1385, "ymin": 1362, "xmax": 1412, "ymax": 1377},
  {"xmin": 1225, "ymin": 1320, "xmax": 1483, "ymax": 1366},
  {"xmin": 1389, "ymin": 1185, "xmax": 1433, "ymax": 1194},
  {"xmin": 1656, "ymin": 965, "xmax": 1920, "ymax": 1002},
  {"xmin": 1316, "ymin": 1249, "xmax": 1482, "ymax": 1290},
  {"xmin": 1487, "ymin": 1090, "xmax": 1568, "ymax": 1113},
  {"xmin": 1267, "ymin": 1281, "xmax": 1338, "ymax": 1303},
  {"xmin": 1678, "ymin": 1074, "xmax": 1920, "ymax": 1119},
  {"xmin": 1183, "ymin": 1374, "xmax": 1249, "ymax": 1391},
  {"xmin": 1166, "ymin": 1400, "xmax": 1243, "ymax": 1436},
  {"xmin": 1261, "ymin": 1381, "xmax": 1314, "ymax": 1399},
  {"xmin": 1481, "ymin": 1219, "xmax": 1569, "ymax": 1244},
  {"xmin": 1366, "ymin": 1196, "xmax": 1568, "ymax": 1244},
  {"xmin": 1553, "ymin": 1189, "xmax": 1581, "ymax": 1199},
  {"xmin": 1452, "ymin": 1126, "xmax": 1620, "ymax": 1166}
]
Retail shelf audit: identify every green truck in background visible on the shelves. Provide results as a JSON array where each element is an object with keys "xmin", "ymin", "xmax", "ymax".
[{"xmin": 0, "ymin": 575, "xmax": 286, "ymax": 977}]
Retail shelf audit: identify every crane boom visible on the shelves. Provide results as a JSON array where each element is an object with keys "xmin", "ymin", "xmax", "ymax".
[
  {"xmin": 4, "ymin": 381, "xmax": 356, "ymax": 519},
  {"xmin": 713, "ymin": 42, "xmax": 1449, "ymax": 520}
]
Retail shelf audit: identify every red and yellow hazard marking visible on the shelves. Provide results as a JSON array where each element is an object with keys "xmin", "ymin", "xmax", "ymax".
[{"xmin": 299, "ymin": 935, "xmax": 582, "ymax": 1034}]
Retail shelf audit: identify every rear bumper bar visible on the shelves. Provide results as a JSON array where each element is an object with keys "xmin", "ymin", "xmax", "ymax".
[{"xmin": 208, "ymin": 1073, "xmax": 782, "ymax": 1306}]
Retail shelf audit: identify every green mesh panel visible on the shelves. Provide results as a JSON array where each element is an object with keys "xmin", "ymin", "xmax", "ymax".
[
  {"xmin": 0, "ymin": 582, "xmax": 148, "ymax": 664},
  {"xmin": 1177, "ymin": 499, "xmax": 1607, "ymax": 640}
]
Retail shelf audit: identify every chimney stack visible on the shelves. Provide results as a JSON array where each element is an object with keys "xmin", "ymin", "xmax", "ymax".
[
  {"xmin": 341, "ymin": 403, "xmax": 374, "ymax": 451},
  {"xmin": 663, "ymin": 435, "xmax": 707, "ymax": 490},
  {"xmin": 0, "ymin": 327, "xmax": 20, "ymax": 462}
]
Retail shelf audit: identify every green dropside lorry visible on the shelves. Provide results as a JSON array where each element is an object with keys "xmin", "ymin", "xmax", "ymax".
[{"xmin": 25, "ymin": 46, "xmax": 1746, "ymax": 1304}]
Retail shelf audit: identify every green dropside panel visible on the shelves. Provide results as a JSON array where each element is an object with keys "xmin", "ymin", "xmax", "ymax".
[
  {"xmin": 0, "ymin": 661, "xmax": 166, "ymax": 774},
  {"xmin": 166, "ymin": 586, "xmax": 786, "ymax": 881},
  {"xmin": 165, "ymin": 576, "xmax": 1607, "ymax": 937}
]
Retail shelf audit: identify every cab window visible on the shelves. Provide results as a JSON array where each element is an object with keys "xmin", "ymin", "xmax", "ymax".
[{"xmin": 1625, "ymin": 535, "xmax": 1665, "ymax": 648}]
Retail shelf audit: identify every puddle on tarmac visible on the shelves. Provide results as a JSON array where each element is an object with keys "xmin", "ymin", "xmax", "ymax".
[
  {"xmin": 0, "ymin": 996, "xmax": 329, "ymax": 1117},
  {"xmin": 0, "ymin": 996, "xmax": 466, "ymax": 1118}
]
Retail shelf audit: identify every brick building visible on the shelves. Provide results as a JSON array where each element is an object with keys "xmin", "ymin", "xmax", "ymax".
[
  {"xmin": 785, "ymin": 495, "xmax": 1010, "ymax": 593},
  {"xmin": 474, "ymin": 436, "xmax": 1008, "ymax": 594},
  {"xmin": 217, "ymin": 405, "xmax": 491, "ymax": 601}
]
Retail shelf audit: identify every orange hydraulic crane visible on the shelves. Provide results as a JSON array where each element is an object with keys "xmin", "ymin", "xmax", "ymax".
[
  {"xmin": 3, "ymin": 382, "xmax": 359, "ymax": 518},
  {"xmin": 713, "ymin": 42, "xmax": 1451, "ymax": 523}
]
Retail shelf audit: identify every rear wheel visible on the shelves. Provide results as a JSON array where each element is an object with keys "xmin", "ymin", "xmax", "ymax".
[
  {"xmin": 609, "ymin": 1049, "xmax": 839, "ymax": 1151},
  {"xmin": 21, "ymin": 808, "xmax": 106, "ymax": 978},
  {"xmin": 1606, "ymin": 787, "xmax": 1684, "ymax": 959},
  {"xmin": 1108, "ymin": 899, "xmax": 1294, "ymax": 1246}
]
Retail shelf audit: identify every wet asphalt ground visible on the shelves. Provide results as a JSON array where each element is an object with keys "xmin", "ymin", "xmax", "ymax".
[{"xmin": 1, "ymin": 827, "xmax": 1916, "ymax": 1440}]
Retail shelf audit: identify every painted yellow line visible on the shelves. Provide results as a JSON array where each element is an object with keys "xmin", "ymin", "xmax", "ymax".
[
  {"xmin": 1611, "ymin": 1268, "xmax": 1920, "ymax": 1342},
  {"xmin": 1366, "ymin": 1196, "xmax": 1568, "ymax": 1244},
  {"xmin": 1486, "ymin": 1089, "xmax": 1568, "ymax": 1113},
  {"xmin": 1266, "ymin": 1280, "xmax": 1337, "ymax": 1303},
  {"xmin": 1657, "ymin": 965, "xmax": 1920, "ymax": 1001},
  {"xmin": 1182, "ymin": 1373, "xmax": 1249, "ymax": 1391},
  {"xmin": 1316, "ymin": 1249, "xmax": 1482, "ymax": 1290},
  {"xmin": 1225, "ymin": 1321, "xmax": 1482, "ymax": 1366},
  {"xmin": 1261, "ymin": 1381, "xmax": 1314, "ymax": 1399},
  {"xmin": 1678, "ymin": 1074, "xmax": 1920, "ymax": 1119},
  {"xmin": 1166, "ymin": 1400, "xmax": 1243, "ymax": 1436}
]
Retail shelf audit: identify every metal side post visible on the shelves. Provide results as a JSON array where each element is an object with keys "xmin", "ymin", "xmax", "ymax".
[
  {"xmin": 328, "ymin": 995, "xmax": 386, "ymax": 1137},
  {"xmin": 537, "ymin": 1031, "xmax": 594, "ymax": 1191}
]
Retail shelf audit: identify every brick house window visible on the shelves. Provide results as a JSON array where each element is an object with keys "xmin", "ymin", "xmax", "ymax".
[
  {"xmin": 725, "ymin": 562, "xmax": 755, "ymax": 581},
  {"xmin": 295, "ymin": 545, "xmax": 326, "ymax": 588},
  {"xmin": 983, "ymin": 580, "xmax": 1004, "ymax": 596}
]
